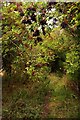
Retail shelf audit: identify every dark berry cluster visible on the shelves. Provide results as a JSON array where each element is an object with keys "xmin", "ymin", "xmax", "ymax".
[
  {"xmin": 61, "ymin": 22, "xmax": 68, "ymax": 28},
  {"xmin": 33, "ymin": 29, "xmax": 40, "ymax": 37},
  {"xmin": 30, "ymin": 13, "xmax": 36, "ymax": 22},
  {"xmin": 27, "ymin": 7, "xmax": 36, "ymax": 12},
  {"xmin": 40, "ymin": 19, "xmax": 46, "ymax": 25}
]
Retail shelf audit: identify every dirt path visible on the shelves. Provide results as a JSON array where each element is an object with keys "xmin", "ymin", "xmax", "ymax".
[{"xmin": 42, "ymin": 91, "xmax": 51, "ymax": 118}]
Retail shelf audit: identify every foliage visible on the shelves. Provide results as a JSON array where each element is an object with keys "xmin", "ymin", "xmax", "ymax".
[
  {"xmin": 65, "ymin": 50, "xmax": 80, "ymax": 80},
  {"xmin": 1, "ymin": 1, "xmax": 80, "ymax": 81},
  {"xmin": 1, "ymin": 1, "xmax": 80, "ymax": 119}
]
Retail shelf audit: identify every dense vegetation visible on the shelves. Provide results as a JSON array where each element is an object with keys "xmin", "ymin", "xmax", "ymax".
[{"xmin": 1, "ymin": 1, "xmax": 80, "ymax": 119}]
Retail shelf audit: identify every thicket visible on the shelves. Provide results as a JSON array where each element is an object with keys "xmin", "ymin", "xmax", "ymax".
[
  {"xmin": 1, "ymin": 2, "xmax": 80, "ymax": 83},
  {"xmin": 1, "ymin": 1, "xmax": 80, "ymax": 119}
]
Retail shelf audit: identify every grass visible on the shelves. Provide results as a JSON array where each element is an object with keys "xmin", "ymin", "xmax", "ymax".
[
  {"xmin": 2, "ymin": 73, "xmax": 79, "ymax": 119},
  {"xmin": 48, "ymin": 73, "xmax": 79, "ymax": 118}
]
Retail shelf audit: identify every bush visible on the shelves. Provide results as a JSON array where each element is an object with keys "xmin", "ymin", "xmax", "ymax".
[
  {"xmin": 65, "ymin": 50, "xmax": 80, "ymax": 80},
  {"xmin": 1, "ymin": 2, "xmax": 80, "ymax": 82}
]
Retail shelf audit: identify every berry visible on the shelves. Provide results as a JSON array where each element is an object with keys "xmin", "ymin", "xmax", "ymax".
[
  {"xmin": 42, "ymin": 26, "xmax": 45, "ymax": 35},
  {"xmin": 61, "ymin": 22, "xmax": 68, "ymax": 28},
  {"xmin": 53, "ymin": 18, "xmax": 57, "ymax": 25},
  {"xmin": 20, "ymin": 12, "xmax": 24, "ymax": 16},
  {"xmin": 27, "ymin": 7, "xmax": 36, "ymax": 13},
  {"xmin": 26, "ymin": 19, "xmax": 32, "ymax": 24},
  {"xmin": 30, "ymin": 14, "xmax": 36, "ymax": 22},
  {"xmin": 31, "ymin": 28, "xmax": 34, "ymax": 32},
  {"xmin": 33, "ymin": 29, "xmax": 40, "ymax": 36},
  {"xmin": 32, "ymin": 71, "xmax": 35, "ymax": 76},
  {"xmin": 54, "ymin": 18, "xmax": 57, "ymax": 22},
  {"xmin": 41, "ymin": 13, "xmax": 45, "ymax": 17},
  {"xmin": 48, "ymin": 2, "xmax": 56, "ymax": 6},
  {"xmin": 31, "ymin": 7, "xmax": 36, "ymax": 12},
  {"xmin": 37, "ymin": 37, "xmax": 42, "ymax": 42},
  {"xmin": 14, "ymin": 7, "xmax": 18, "ymax": 11},
  {"xmin": 22, "ymin": 20, "xmax": 27, "ymax": 24},
  {"xmin": 49, "ymin": 16, "xmax": 53, "ymax": 19},
  {"xmin": 59, "ymin": 8, "xmax": 63, "ymax": 13},
  {"xmin": 40, "ymin": 19, "xmax": 46, "ymax": 25},
  {"xmin": 13, "ymin": 40, "xmax": 18, "ymax": 44}
]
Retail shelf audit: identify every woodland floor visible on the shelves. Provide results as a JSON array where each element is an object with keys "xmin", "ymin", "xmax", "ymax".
[{"xmin": 2, "ymin": 73, "xmax": 80, "ymax": 119}]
